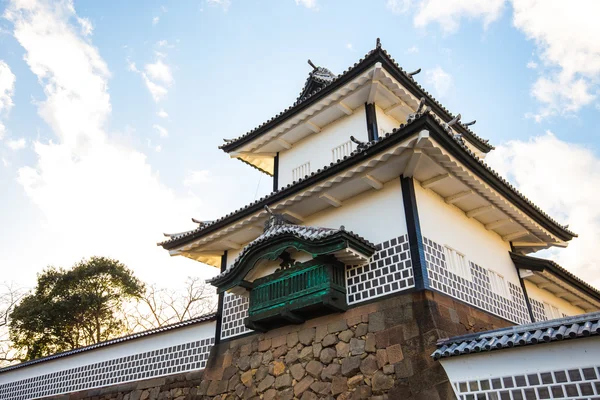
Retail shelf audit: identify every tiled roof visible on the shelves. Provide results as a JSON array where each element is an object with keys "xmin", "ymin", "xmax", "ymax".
[
  {"xmin": 207, "ymin": 217, "xmax": 375, "ymax": 284},
  {"xmin": 432, "ymin": 311, "xmax": 600, "ymax": 360},
  {"xmin": 0, "ymin": 313, "xmax": 216, "ymax": 373},
  {"xmin": 219, "ymin": 40, "xmax": 494, "ymax": 154},
  {"xmin": 297, "ymin": 65, "xmax": 336, "ymax": 100},
  {"xmin": 159, "ymin": 111, "xmax": 575, "ymax": 250},
  {"xmin": 510, "ymin": 252, "xmax": 600, "ymax": 302}
]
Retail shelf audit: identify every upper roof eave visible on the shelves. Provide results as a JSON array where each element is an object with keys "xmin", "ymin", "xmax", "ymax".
[
  {"xmin": 219, "ymin": 44, "xmax": 494, "ymax": 155},
  {"xmin": 159, "ymin": 112, "xmax": 575, "ymax": 251},
  {"xmin": 510, "ymin": 252, "xmax": 600, "ymax": 304}
]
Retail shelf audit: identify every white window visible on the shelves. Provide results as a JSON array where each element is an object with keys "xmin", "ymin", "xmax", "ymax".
[
  {"xmin": 443, "ymin": 246, "xmax": 471, "ymax": 280},
  {"xmin": 488, "ymin": 270, "xmax": 508, "ymax": 298},
  {"xmin": 543, "ymin": 302, "xmax": 561, "ymax": 319},
  {"xmin": 331, "ymin": 141, "xmax": 353, "ymax": 161},
  {"xmin": 292, "ymin": 162, "xmax": 310, "ymax": 181}
]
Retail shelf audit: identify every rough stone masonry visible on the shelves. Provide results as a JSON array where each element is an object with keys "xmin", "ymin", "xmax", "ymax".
[{"xmin": 50, "ymin": 291, "xmax": 511, "ymax": 400}]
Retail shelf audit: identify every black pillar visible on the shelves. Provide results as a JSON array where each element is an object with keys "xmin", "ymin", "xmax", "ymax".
[
  {"xmin": 273, "ymin": 153, "xmax": 279, "ymax": 192},
  {"xmin": 365, "ymin": 103, "xmax": 379, "ymax": 141},
  {"xmin": 400, "ymin": 176, "xmax": 429, "ymax": 290},
  {"xmin": 214, "ymin": 250, "xmax": 228, "ymax": 344},
  {"xmin": 511, "ymin": 243, "xmax": 536, "ymax": 323}
]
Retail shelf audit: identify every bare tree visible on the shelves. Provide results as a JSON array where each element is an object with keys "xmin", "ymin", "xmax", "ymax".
[
  {"xmin": 125, "ymin": 277, "xmax": 217, "ymax": 332},
  {"xmin": 0, "ymin": 282, "xmax": 27, "ymax": 366}
]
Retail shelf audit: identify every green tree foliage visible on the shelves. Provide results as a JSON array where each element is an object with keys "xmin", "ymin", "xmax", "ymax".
[{"xmin": 9, "ymin": 257, "xmax": 145, "ymax": 360}]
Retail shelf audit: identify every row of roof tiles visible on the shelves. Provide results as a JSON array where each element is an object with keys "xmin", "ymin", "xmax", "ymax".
[
  {"xmin": 432, "ymin": 311, "xmax": 600, "ymax": 360},
  {"xmin": 159, "ymin": 110, "xmax": 574, "ymax": 249},
  {"xmin": 219, "ymin": 40, "xmax": 492, "ymax": 154}
]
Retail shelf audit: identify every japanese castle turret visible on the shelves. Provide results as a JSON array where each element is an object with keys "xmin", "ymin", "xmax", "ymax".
[{"xmin": 2, "ymin": 40, "xmax": 599, "ymax": 400}]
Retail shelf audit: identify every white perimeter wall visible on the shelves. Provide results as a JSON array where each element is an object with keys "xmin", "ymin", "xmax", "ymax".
[
  {"xmin": 0, "ymin": 321, "xmax": 216, "ymax": 385},
  {"xmin": 440, "ymin": 336, "xmax": 600, "ymax": 383},
  {"xmin": 525, "ymin": 281, "xmax": 585, "ymax": 316},
  {"xmin": 303, "ymin": 179, "xmax": 407, "ymax": 245},
  {"xmin": 278, "ymin": 108, "xmax": 368, "ymax": 188},
  {"xmin": 415, "ymin": 183, "xmax": 518, "ymax": 285}
]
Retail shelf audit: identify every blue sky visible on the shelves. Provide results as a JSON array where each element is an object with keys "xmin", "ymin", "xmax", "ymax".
[{"xmin": 0, "ymin": 0, "xmax": 599, "ymax": 289}]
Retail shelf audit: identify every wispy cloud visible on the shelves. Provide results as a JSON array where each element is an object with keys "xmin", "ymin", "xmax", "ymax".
[
  {"xmin": 206, "ymin": 0, "xmax": 231, "ymax": 12},
  {"xmin": 0, "ymin": 60, "xmax": 16, "ymax": 140},
  {"xmin": 295, "ymin": 0, "xmax": 318, "ymax": 10},
  {"xmin": 6, "ymin": 137, "xmax": 25, "ymax": 150},
  {"xmin": 183, "ymin": 170, "xmax": 212, "ymax": 187},
  {"xmin": 406, "ymin": 45, "xmax": 419, "ymax": 54},
  {"xmin": 157, "ymin": 109, "xmax": 168, "ymax": 118},
  {"xmin": 346, "ymin": 43, "xmax": 355, "ymax": 51},
  {"xmin": 4, "ymin": 0, "xmax": 201, "ymax": 287},
  {"xmin": 152, "ymin": 16, "xmax": 160, "ymax": 25},
  {"xmin": 487, "ymin": 132, "xmax": 600, "ymax": 288},
  {"xmin": 526, "ymin": 60, "xmax": 538, "ymax": 69},
  {"xmin": 153, "ymin": 124, "xmax": 169, "ymax": 138},
  {"xmin": 425, "ymin": 66, "xmax": 453, "ymax": 97},
  {"xmin": 129, "ymin": 54, "xmax": 174, "ymax": 103}
]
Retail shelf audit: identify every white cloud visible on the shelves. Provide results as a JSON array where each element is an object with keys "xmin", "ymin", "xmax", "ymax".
[
  {"xmin": 346, "ymin": 43, "xmax": 354, "ymax": 51},
  {"xmin": 207, "ymin": 0, "xmax": 231, "ymax": 11},
  {"xmin": 511, "ymin": 0, "xmax": 600, "ymax": 120},
  {"xmin": 183, "ymin": 170, "xmax": 212, "ymax": 187},
  {"xmin": 142, "ymin": 74, "xmax": 168, "ymax": 102},
  {"xmin": 425, "ymin": 66, "xmax": 453, "ymax": 97},
  {"xmin": 295, "ymin": 0, "xmax": 318, "ymax": 9},
  {"xmin": 77, "ymin": 17, "xmax": 93, "ymax": 36},
  {"xmin": 1, "ymin": 157, "xmax": 9, "ymax": 167},
  {"xmin": 526, "ymin": 60, "xmax": 538, "ymax": 69},
  {"xmin": 153, "ymin": 124, "xmax": 168, "ymax": 138},
  {"xmin": 387, "ymin": 0, "xmax": 504, "ymax": 33},
  {"xmin": 152, "ymin": 16, "xmax": 159, "ymax": 25},
  {"xmin": 406, "ymin": 45, "xmax": 419, "ymax": 54},
  {"xmin": 6, "ymin": 137, "xmax": 25, "ymax": 150},
  {"xmin": 0, "ymin": 60, "xmax": 16, "ymax": 139},
  {"xmin": 4, "ymin": 0, "xmax": 205, "ymax": 287},
  {"xmin": 157, "ymin": 109, "xmax": 168, "ymax": 118},
  {"xmin": 386, "ymin": 0, "xmax": 413, "ymax": 14},
  {"xmin": 156, "ymin": 40, "xmax": 168, "ymax": 47},
  {"xmin": 145, "ymin": 59, "xmax": 173, "ymax": 85},
  {"xmin": 487, "ymin": 132, "xmax": 600, "ymax": 288}
]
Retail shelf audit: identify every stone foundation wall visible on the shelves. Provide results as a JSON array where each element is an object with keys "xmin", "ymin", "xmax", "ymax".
[{"xmin": 44, "ymin": 290, "xmax": 513, "ymax": 400}]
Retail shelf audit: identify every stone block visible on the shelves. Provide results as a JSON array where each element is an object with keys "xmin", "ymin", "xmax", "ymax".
[
  {"xmin": 263, "ymin": 388, "xmax": 278, "ymax": 400},
  {"xmin": 322, "ymin": 333, "xmax": 338, "ymax": 347},
  {"xmin": 278, "ymin": 388, "xmax": 294, "ymax": 400},
  {"xmin": 290, "ymin": 363, "xmax": 305, "ymax": 380},
  {"xmin": 350, "ymin": 338, "xmax": 366, "ymax": 355},
  {"xmin": 273, "ymin": 360, "xmax": 286, "ymax": 376},
  {"xmin": 346, "ymin": 315, "xmax": 362, "ymax": 327},
  {"xmin": 305, "ymin": 360, "xmax": 323, "ymax": 378},
  {"xmin": 394, "ymin": 358, "xmax": 413, "ymax": 378},
  {"xmin": 313, "ymin": 342, "xmax": 323, "ymax": 358},
  {"xmin": 315, "ymin": 325, "xmax": 328, "ymax": 342},
  {"xmin": 241, "ymin": 370, "xmax": 254, "ymax": 387},
  {"xmin": 359, "ymin": 355, "xmax": 378, "ymax": 375},
  {"xmin": 258, "ymin": 338, "xmax": 271, "ymax": 352},
  {"xmin": 376, "ymin": 349, "xmax": 388, "ymax": 369},
  {"xmin": 310, "ymin": 381, "xmax": 332, "ymax": 395},
  {"xmin": 250, "ymin": 353, "xmax": 263, "ymax": 369},
  {"xmin": 275, "ymin": 373, "xmax": 292, "ymax": 389},
  {"xmin": 341, "ymin": 356, "xmax": 361, "ymax": 377},
  {"xmin": 321, "ymin": 362, "xmax": 341, "ymax": 382},
  {"xmin": 320, "ymin": 347, "xmax": 336, "ymax": 364},
  {"xmin": 336, "ymin": 340, "xmax": 350, "ymax": 358},
  {"xmin": 365, "ymin": 334, "xmax": 376, "ymax": 353},
  {"xmin": 368, "ymin": 312, "xmax": 385, "ymax": 333},
  {"xmin": 287, "ymin": 331, "xmax": 299, "ymax": 348},
  {"xmin": 262, "ymin": 350, "xmax": 273, "ymax": 364},
  {"xmin": 272, "ymin": 335, "xmax": 286, "ymax": 349},
  {"xmin": 386, "ymin": 344, "xmax": 404, "ymax": 364},
  {"xmin": 338, "ymin": 329, "xmax": 353, "ymax": 342},
  {"xmin": 136, "ymin": 377, "xmax": 166, "ymax": 390},
  {"xmin": 328, "ymin": 319, "xmax": 348, "ymax": 333},
  {"xmin": 383, "ymin": 364, "xmax": 394, "ymax": 375},
  {"xmin": 351, "ymin": 385, "xmax": 372, "ymax": 399},
  {"xmin": 300, "ymin": 391, "xmax": 318, "ymax": 400},
  {"xmin": 372, "ymin": 371, "xmax": 394, "ymax": 393},
  {"xmin": 299, "ymin": 345, "xmax": 314, "ymax": 361},
  {"xmin": 285, "ymin": 348, "xmax": 299, "ymax": 364},
  {"xmin": 273, "ymin": 345, "xmax": 287, "ymax": 359},
  {"xmin": 257, "ymin": 375, "xmax": 275, "ymax": 393},
  {"xmin": 348, "ymin": 374, "xmax": 363, "ymax": 389},
  {"xmin": 240, "ymin": 344, "xmax": 252, "ymax": 357},
  {"xmin": 207, "ymin": 380, "xmax": 228, "ymax": 396},
  {"xmin": 299, "ymin": 327, "xmax": 316, "ymax": 345},
  {"xmin": 331, "ymin": 376, "xmax": 348, "ymax": 395},
  {"xmin": 237, "ymin": 355, "xmax": 251, "ymax": 371},
  {"xmin": 355, "ymin": 323, "xmax": 368, "ymax": 337},
  {"xmin": 294, "ymin": 376, "xmax": 315, "ymax": 397}
]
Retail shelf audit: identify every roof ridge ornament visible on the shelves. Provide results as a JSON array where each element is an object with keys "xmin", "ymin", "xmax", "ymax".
[
  {"xmin": 408, "ymin": 97, "xmax": 429, "ymax": 123},
  {"xmin": 263, "ymin": 205, "xmax": 293, "ymax": 231},
  {"xmin": 446, "ymin": 113, "xmax": 461, "ymax": 127},
  {"xmin": 376, "ymin": 38, "xmax": 381, "ymax": 48},
  {"xmin": 350, "ymin": 135, "xmax": 368, "ymax": 151},
  {"xmin": 408, "ymin": 68, "xmax": 421, "ymax": 76},
  {"xmin": 308, "ymin": 59, "xmax": 318, "ymax": 70},
  {"xmin": 464, "ymin": 120, "xmax": 476, "ymax": 127}
]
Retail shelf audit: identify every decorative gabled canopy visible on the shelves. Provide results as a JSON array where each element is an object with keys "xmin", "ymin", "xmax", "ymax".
[
  {"xmin": 298, "ymin": 60, "xmax": 336, "ymax": 100},
  {"xmin": 511, "ymin": 252, "xmax": 600, "ymax": 312},
  {"xmin": 207, "ymin": 207, "xmax": 376, "ymax": 293}
]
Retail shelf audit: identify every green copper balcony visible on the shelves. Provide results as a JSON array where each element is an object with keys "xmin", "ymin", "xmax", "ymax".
[{"xmin": 245, "ymin": 257, "xmax": 347, "ymax": 331}]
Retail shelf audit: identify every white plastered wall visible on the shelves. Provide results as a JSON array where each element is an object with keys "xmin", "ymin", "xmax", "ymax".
[
  {"xmin": 278, "ymin": 108, "xmax": 368, "ymax": 188},
  {"xmin": 303, "ymin": 179, "xmax": 407, "ymax": 245},
  {"xmin": 375, "ymin": 105, "xmax": 401, "ymax": 137},
  {"xmin": 415, "ymin": 183, "xmax": 519, "ymax": 285},
  {"xmin": 525, "ymin": 280, "xmax": 585, "ymax": 317},
  {"xmin": 440, "ymin": 336, "xmax": 600, "ymax": 384},
  {"xmin": 0, "ymin": 321, "xmax": 216, "ymax": 385}
]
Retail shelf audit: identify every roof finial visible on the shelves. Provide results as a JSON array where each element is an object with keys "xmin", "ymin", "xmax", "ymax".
[
  {"xmin": 464, "ymin": 120, "xmax": 476, "ymax": 127},
  {"xmin": 307, "ymin": 59, "xmax": 318, "ymax": 70},
  {"xmin": 447, "ymin": 114, "xmax": 461, "ymax": 127},
  {"xmin": 376, "ymin": 38, "xmax": 381, "ymax": 48},
  {"xmin": 264, "ymin": 205, "xmax": 275, "ymax": 216},
  {"xmin": 415, "ymin": 97, "xmax": 427, "ymax": 114},
  {"xmin": 350, "ymin": 135, "xmax": 368, "ymax": 151},
  {"xmin": 408, "ymin": 68, "xmax": 421, "ymax": 77}
]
